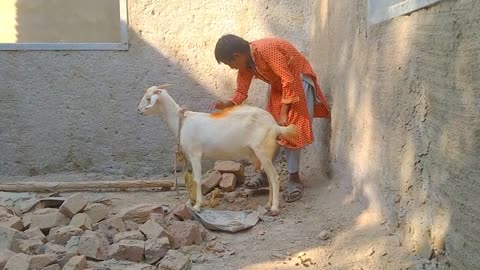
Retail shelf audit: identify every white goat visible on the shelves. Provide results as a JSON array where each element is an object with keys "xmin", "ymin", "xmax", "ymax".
[{"xmin": 137, "ymin": 86, "xmax": 296, "ymax": 215}]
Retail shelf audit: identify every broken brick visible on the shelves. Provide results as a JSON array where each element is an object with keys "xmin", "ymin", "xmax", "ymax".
[
  {"xmin": 70, "ymin": 213, "xmax": 92, "ymax": 231},
  {"xmin": 172, "ymin": 204, "xmax": 192, "ymax": 221},
  {"xmin": 113, "ymin": 230, "xmax": 145, "ymax": 243},
  {"xmin": 116, "ymin": 204, "xmax": 164, "ymax": 224},
  {"xmin": 83, "ymin": 203, "xmax": 109, "ymax": 224},
  {"xmin": 157, "ymin": 250, "xmax": 191, "ymax": 270},
  {"xmin": 107, "ymin": 240, "xmax": 144, "ymax": 262},
  {"xmin": 47, "ymin": 225, "xmax": 83, "ymax": 245},
  {"xmin": 168, "ymin": 221, "xmax": 202, "ymax": 249},
  {"xmin": 31, "ymin": 208, "xmax": 70, "ymax": 232},
  {"xmin": 219, "ymin": 173, "xmax": 237, "ymax": 192},
  {"xmin": 201, "ymin": 171, "xmax": 222, "ymax": 195},
  {"xmin": 145, "ymin": 237, "xmax": 170, "ymax": 264},
  {"xmin": 213, "ymin": 160, "xmax": 245, "ymax": 183},
  {"xmin": 78, "ymin": 231, "xmax": 109, "ymax": 260},
  {"xmin": 59, "ymin": 194, "xmax": 88, "ymax": 218},
  {"xmin": 62, "ymin": 255, "xmax": 86, "ymax": 270},
  {"xmin": 139, "ymin": 220, "xmax": 173, "ymax": 242}
]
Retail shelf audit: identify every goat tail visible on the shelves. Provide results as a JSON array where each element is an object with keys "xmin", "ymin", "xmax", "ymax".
[{"xmin": 278, "ymin": 124, "xmax": 297, "ymax": 139}]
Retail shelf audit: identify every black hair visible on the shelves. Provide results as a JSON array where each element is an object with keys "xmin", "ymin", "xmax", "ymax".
[{"xmin": 214, "ymin": 34, "xmax": 250, "ymax": 64}]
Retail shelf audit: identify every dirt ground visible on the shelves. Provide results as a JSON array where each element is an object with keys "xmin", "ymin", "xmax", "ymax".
[{"xmin": 1, "ymin": 164, "xmax": 446, "ymax": 270}]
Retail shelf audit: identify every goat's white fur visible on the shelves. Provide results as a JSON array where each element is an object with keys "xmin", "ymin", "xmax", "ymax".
[{"xmin": 138, "ymin": 86, "xmax": 296, "ymax": 215}]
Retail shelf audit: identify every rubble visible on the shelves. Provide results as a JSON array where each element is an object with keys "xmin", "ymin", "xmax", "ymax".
[
  {"xmin": 59, "ymin": 194, "xmax": 88, "ymax": 218},
  {"xmin": 47, "ymin": 225, "xmax": 83, "ymax": 245},
  {"xmin": 83, "ymin": 203, "xmax": 109, "ymax": 224},
  {"xmin": 0, "ymin": 214, "xmax": 24, "ymax": 231},
  {"xmin": 41, "ymin": 264, "xmax": 61, "ymax": 270},
  {"xmin": 116, "ymin": 204, "xmax": 164, "ymax": 223},
  {"xmin": 145, "ymin": 237, "xmax": 170, "ymax": 264},
  {"xmin": 24, "ymin": 227, "xmax": 47, "ymax": 243},
  {"xmin": 172, "ymin": 204, "xmax": 192, "ymax": 221},
  {"xmin": 201, "ymin": 171, "xmax": 222, "ymax": 195},
  {"xmin": 139, "ymin": 220, "xmax": 172, "ymax": 242},
  {"xmin": 15, "ymin": 238, "xmax": 44, "ymax": 254},
  {"xmin": 30, "ymin": 209, "xmax": 70, "ymax": 232},
  {"xmin": 78, "ymin": 231, "xmax": 109, "ymax": 260},
  {"xmin": 219, "ymin": 173, "xmax": 237, "ymax": 192},
  {"xmin": 63, "ymin": 255, "xmax": 86, "ymax": 270},
  {"xmin": 157, "ymin": 250, "xmax": 191, "ymax": 270},
  {"xmin": 70, "ymin": 213, "xmax": 92, "ymax": 231},
  {"xmin": 168, "ymin": 221, "xmax": 202, "ymax": 249},
  {"xmin": 0, "ymin": 225, "xmax": 26, "ymax": 250},
  {"xmin": 107, "ymin": 240, "xmax": 144, "ymax": 262},
  {"xmin": 29, "ymin": 254, "xmax": 57, "ymax": 269},
  {"xmin": 0, "ymin": 249, "xmax": 15, "ymax": 269},
  {"xmin": 4, "ymin": 253, "xmax": 30, "ymax": 270},
  {"xmin": 113, "ymin": 230, "xmax": 145, "ymax": 243},
  {"xmin": 213, "ymin": 160, "xmax": 245, "ymax": 183}
]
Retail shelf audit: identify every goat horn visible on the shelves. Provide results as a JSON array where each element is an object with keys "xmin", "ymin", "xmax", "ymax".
[{"xmin": 158, "ymin": 84, "xmax": 173, "ymax": 88}]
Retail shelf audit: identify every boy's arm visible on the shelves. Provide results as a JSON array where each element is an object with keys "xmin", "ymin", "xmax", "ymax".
[{"xmin": 230, "ymin": 69, "xmax": 254, "ymax": 105}]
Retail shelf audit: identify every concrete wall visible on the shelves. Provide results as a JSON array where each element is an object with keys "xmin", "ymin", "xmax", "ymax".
[
  {"xmin": 309, "ymin": 0, "xmax": 480, "ymax": 268},
  {"xmin": 0, "ymin": 0, "xmax": 312, "ymax": 176}
]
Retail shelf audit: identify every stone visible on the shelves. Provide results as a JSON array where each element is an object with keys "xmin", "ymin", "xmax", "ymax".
[
  {"xmin": 145, "ymin": 237, "xmax": 170, "ymax": 264},
  {"xmin": 15, "ymin": 239, "xmax": 44, "ymax": 255},
  {"xmin": 24, "ymin": 227, "xmax": 47, "ymax": 243},
  {"xmin": 41, "ymin": 243, "xmax": 75, "ymax": 268},
  {"xmin": 65, "ymin": 236, "xmax": 81, "ymax": 254},
  {"xmin": 148, "ymin": 213, "xmax": 164, "ymax": 225},
  {"xmin": 22, "ymin": 212, "xmax": 33, "ymax": 229},
  {"xmin": 31, "ymin": 209, "xmax": 70, "ymax": 232},
  {"xmin": 4, "ymin": 253, "xmax": 30, "ymax": 270},
  {"xmin": 116, "ymin": 204, "xmax": 164, "ymax": 224},
  {"xmin": 201, "ymin": 171, "xmax": 222, "ymax": 195},
  {"xmin": 157, "ymin": 250, "xmax": 191, "ymax": 270},
  {"xmin": 70, "ymin": 213, "xmax": 92, "ymax": 231},
  {"xmin": 107, "ymin": 240, "xmax": 144, "ymax": 262},
  {"xmin": 172, "ymin": 204, "xmax": 192, "ymax": 221},
  {"xmin": 213, "ymin": 161, "xmax": 245, "ymax": 183},
  {"xmin": 318, "ymin": 230, "xmax": 330, "ymax": 241},
  {"xmin": 83, "ymin": 203, "xmax": 109, "ymax": 224},
  {"xmin": 113, "ymin": 230, "xmax": 145, "ymax": 243},
  {"xmin": 29, "ymin": 254, "xmax": 57, "ymax": 270},
  {"xmin": 124, "ymin": 220, "xmax": 139, "ymax": 231},
  {"xmin": 223, "ymin": 191, "xmax": 240, "ymax": 200},
  {"xmin": 139, "ymin": 220, "xmax": 172, "ymax": 241},
  {"xmin": 219, "ymin": 173, "xmax": 237, "ymax": 192},
  {"xmin": 78, "ymin": 231, "xmax": 109, "ymax": 260},
  {"xmin": 0, "ymin": 215, "xmax": 24, "ymax": 231},
  {"xmin": 94, "ymin": 217, "xmax": 126, "ymax": 244},
  {"xmin": 41, "ymin": 264, "xmax": 61, "ymax": 270},
  {"xmin": 63, "ymin": 255, "xmax": 86, "ymax": 270},
  {"xmin": 59, "ymin": 194, "xmax": 88, "ymax": 218},
  {"xmin": 47, "ymin": 225, "xmax": 83, "ymax": 245},
  {"xmin": 168, "ymin": 221, "xmax": 202, "ymax": 249},
  {"xmin": 0, "ymin": 249, "xmax": 15, "ymax": 269},
  {"xmin": 0, "ymin": 225, "xmax": 27, "ymax": 250}
]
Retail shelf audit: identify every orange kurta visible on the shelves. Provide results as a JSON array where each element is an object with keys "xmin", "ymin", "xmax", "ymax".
[{"xmin": 229, "ymin": 37, "xmax": 330, "ymax": 149}]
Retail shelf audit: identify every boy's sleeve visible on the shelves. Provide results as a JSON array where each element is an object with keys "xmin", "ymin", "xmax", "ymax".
[
  {"xmin": 230, "ymin": 69, "xmax": 254, "ymax": 105},
  {"xmin": 261, "ymin": 46, "xmax": 300, "ymax": 104}
]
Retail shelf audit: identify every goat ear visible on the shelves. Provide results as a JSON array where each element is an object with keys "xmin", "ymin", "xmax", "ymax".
[{"xmin": 145, "ymin": 94, "xmax": 158, "ymax": 109}]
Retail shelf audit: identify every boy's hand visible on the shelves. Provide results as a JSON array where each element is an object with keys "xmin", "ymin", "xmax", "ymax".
[{"xmin": 278, "ymin": 111, "xmax": 288, "ymax": 126}]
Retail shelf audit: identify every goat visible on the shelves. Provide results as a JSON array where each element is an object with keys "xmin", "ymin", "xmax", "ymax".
[{"xmin": 137, "ymin": 85, "xmax": 296, "ymax": 215}]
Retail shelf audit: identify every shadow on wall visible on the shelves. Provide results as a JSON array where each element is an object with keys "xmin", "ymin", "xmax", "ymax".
[
  {"xmin": 0, "ymin": 3, "xmax": 216, "ymax": 177},
  {"xmin": 308, "ymin": 0, "xmax": 480, "ymax": 269}
]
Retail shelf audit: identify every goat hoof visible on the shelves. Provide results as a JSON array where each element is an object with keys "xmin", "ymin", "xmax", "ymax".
[
  {"xmin": 193, "ymin": 204, "xmax": 202, "ymax": 212},
  {"xmin": 264, "ymin": 204, "xmax": 272, "ymax": 211},
  {"xmin": 270, "ymin": 208, "xmax": 280, "ymax": 216}
]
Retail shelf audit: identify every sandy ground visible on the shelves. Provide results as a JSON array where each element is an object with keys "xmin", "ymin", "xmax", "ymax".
[{"xmin": 0, "ymin": 165, "xmax": 447, "ymax": 270}]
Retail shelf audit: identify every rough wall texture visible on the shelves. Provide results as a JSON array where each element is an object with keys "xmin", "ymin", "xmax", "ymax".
[
  {"xmin": 310, "ymin": 0, "xmax": 480, "ymax": 268},
  {"xmin": 0, "ymin": 0, "xmax": 312, "ymax": 177}
]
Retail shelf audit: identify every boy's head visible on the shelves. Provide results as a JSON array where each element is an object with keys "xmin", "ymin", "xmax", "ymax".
[{"xmin": 215, "ymin": 34, "xmax": 251, "ymax": 70}]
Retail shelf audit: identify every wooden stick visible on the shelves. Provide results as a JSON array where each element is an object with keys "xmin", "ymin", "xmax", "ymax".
[{"xmin": 0, "ymin": 179, "xmax": 174, "ymax": 193}]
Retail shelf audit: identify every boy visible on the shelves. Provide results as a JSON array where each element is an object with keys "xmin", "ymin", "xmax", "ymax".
[{"xmin": 212, "ymin": 34, "xmax": 330, "ymax": 202}]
